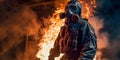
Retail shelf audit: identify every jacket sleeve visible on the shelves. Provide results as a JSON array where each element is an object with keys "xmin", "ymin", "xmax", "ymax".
[
  {"xmin": 48, "ymin": 30, "xmax": 61, "ymax": 60},
  {"xmin": 78, "ymin": 23, "xmax": 97, "ymax": 60}
]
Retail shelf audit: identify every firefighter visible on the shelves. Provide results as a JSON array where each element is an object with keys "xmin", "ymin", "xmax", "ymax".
[{"xmin": 49, "ymin": 0, "xmax": 97, "ymax": 60}]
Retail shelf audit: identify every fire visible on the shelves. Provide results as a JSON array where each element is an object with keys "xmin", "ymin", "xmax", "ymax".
[
  {"xmin": 36, "ymin": 3, "xmax": 65, "ymax": 60},
  {"xmin": 80, "ymin": 0, "xmax": 96, "ymax": 18},
  {"xmin": 36, "ymin": 0, "xmax": 108, "ymax": 60}
]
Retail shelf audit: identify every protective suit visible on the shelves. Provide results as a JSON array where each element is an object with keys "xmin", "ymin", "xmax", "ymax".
[{"xmin": 49, "ymin": 0, "xmax": 97, "ymax": 60}]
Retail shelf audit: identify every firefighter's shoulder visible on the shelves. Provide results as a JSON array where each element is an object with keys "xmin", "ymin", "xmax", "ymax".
[
  {"xmin": 83, "ymin": 18, "xmax": 88, "ymax": 21},
  {"xmin": 81, "ymin": 18, "xmax": 95, "ymax": 34},
  {"xmin": 81, "ymin": 18, "xmax": 89, "ymax": 25}
]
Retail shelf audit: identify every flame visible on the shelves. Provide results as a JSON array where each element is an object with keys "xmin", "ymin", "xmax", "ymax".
[
  {"xmin": 80, "ymin": 0, "xmax": 96, "ymax": 18},
  {"xmin": 36, "ymin": 0, "xmax": 108, "ymax": 60},
  {"xmin": 36, "ymin": 3, "xmax": 65, "ymax": 60}
]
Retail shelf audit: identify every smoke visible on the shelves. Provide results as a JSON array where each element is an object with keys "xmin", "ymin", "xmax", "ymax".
[
  {"xmin": 0, "ymin": 0, "xmax": 40, "ymax": 60},
  {"xmin": 96, "ymin": 0, "xmax": 120, "ymax": 40},
  {"xmin": 95, "ymin": 0, "xmax": 120, "ymax": 60}
]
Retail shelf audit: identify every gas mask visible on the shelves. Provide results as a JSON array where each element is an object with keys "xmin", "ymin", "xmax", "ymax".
[{"xmin": 60, "ymin": 0, "xmax": 82, "ymax": 22}]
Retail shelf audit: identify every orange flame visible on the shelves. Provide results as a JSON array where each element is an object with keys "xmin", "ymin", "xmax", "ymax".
[
  {"xmin": 36, "ymin": 4, "xmax": 65, "ymax": 60},
  {"xmin": 36, "ymin": 0, "xmax": 108, "ymax": 60}
]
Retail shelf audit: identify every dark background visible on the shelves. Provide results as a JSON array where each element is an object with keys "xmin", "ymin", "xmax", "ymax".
[
  {"xmin": 95, "ymin": 0, "xmax": 120, "ymax": 60},
  {"xmin": 0, "ymin": 0, "xmax": 120, "ymax": 60}
]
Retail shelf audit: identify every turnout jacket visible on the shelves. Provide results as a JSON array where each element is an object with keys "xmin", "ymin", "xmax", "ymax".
[{"xmin": 49, "ymin": 19, "xmax": 97, "ymax": 60}]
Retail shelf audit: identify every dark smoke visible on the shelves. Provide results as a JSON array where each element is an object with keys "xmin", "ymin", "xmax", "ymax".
[
  {"xmin": 0, "ymin": 1, "xmax": 26, "ymax": 60},
  {"xmin": 96, "ymin": 0, "xmax": 120, "ymax": 40},
  {"xmin": 95, "ymin": 0, "xmax": 120, "ymax": 60},
  {"xmin": 0, "ymin": 0, "xmax": 55, "ymax": 60},
  {"xmin": 0, "ymin": 0, "xmax": 46, "ymax": 60}
]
